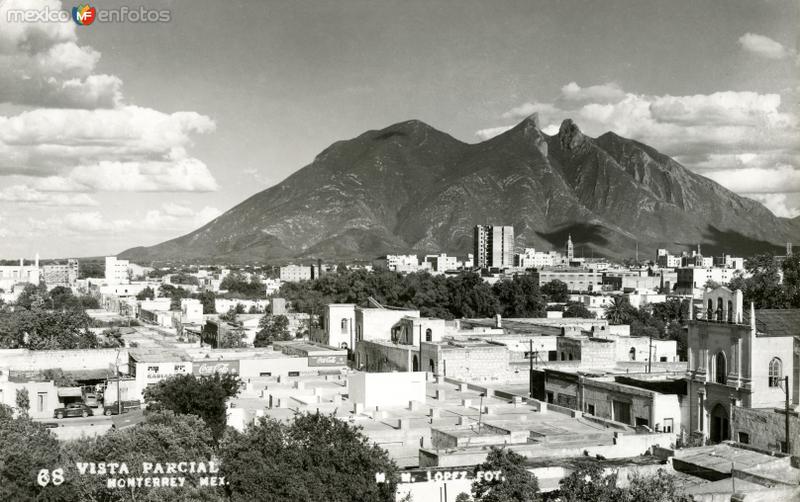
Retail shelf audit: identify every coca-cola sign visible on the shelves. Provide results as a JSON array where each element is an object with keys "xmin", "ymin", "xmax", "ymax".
[
  {"xmin": 193, "ymin": 361, "xmax": 239, "ymax": 376},
  {"xmin": 308, "ymin": 355, "xmax": 347, "ymax": 367}
]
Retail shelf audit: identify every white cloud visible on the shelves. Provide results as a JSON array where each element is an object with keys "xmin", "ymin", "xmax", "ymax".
[
  {"xmin": 744, "ymin": 193, "xmax": 800, "ymax": 218},
  {"xmin": 475, "ymin": 125, "xmax": 515, "ymax": 141},
  {"xmin": 738, "ymin": 33, "xmax": 791, "ymax": 60},
  {"xmin": 0, "ymin": 0, "xmax": 217, "ymax": 199},
  {"xmin": 703, "ymin": 166, "xmax": 800, "ymax": 194},
  {"xmin": 62, "ymin": 212, "xmax": 132, "ymax": 233},
  {"xmin": 0, "ymin": 184, "xmax": 98, "ymax": 206},
  {"xmin": 23, "ymin": 203, "xmax": 222, "ymax": 238},
  {"xmin": 0, "ymin": 0, "xmax": 122, "ymax": 108},
  {"xmin": 560, "ymin": 81, "xmax": 625, "ymax": 104},
  {"xmin": 141, "ymin": 203, "xmax": 222, "ymax": 231},
  {"xmin": 0, "ymin": 106, "xmax": 217, "ymax": 191},
  {"xmin": 483, "ymin": 81, "xmax": 800, "ymax": 216}
]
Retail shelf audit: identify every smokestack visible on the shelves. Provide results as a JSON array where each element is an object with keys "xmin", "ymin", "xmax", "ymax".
[{"xmin": 495, "ymin": 314, "xmax": 502, "ymax": 328}]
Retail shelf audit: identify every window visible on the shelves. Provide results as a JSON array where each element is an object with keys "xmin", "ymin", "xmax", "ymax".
[
  {"xmin": 586, "ymin": 404, "xmax": 595, "ymax": 415},
  {"xmin": 738, "ymin": 432, "xmax": 749, "ymax": 444},
  {"xmin": 727, "ymin": 300, "xmax": 733, "ymax": 322},
  {"xmin": 706, "ymin": 299, "xmax": 713, "ymax": 319},
  {"xmin": 560, "ymin": 352, "xmax": 565, "ymax": 361},
  {"xmin": 287, "ymin": 371, "xmax": 300, "ymax": 377},
  {"xmin": 780, "ymin": 441, "xmax": 788, "ymax": 453},
  {"xmin": 714, "ymin": 352, "xmax": 727, "ymax": 384},
  {"xmin": 635, "ymin": 417, "xmax": 649, "ymax": 427},
  {"xmin": 259, "ymin": 372, "xmax": 272, "ymax": 377},
  {"xmin": 548, "ymin": 351, "xmax": 558, "ymax": 361},
  {"xmin": 629, "ymin": 347, "xmax": 636, "ymax": 361},
  {"xmin": 174, "ymin": 364, "xmax": 185, "ymax": 372},
  {"xmin": 37, "ymin": 392, "xmax": 47, "ymax": 413},
  {"xmin": 546, "ymin": 392, "xmax": 554, "ymax": 404},
  {"xmin": 147, "ymin": 366, "xmax": 159, "ymax": 374},
  {"xmin": 568, "ymin": 354, "xmax": 574, "ymax": 361},
  {"xmin": 768, "ymin": 357, "xmax": 782, "ymax": 387},
  {"xmin": 425, "ymin": 328, "xmax": 432, "ymax": 342},
  {"xmin": 660, "ymin": 356, "xmax": 668, "ymax": 362},
  {"xmin": 340, "ymin": 318, "xmax": 348, "ymax": 335},
  {"xmin": 663, "ymin": 418, "xmax": 674, "ymax": 433}
]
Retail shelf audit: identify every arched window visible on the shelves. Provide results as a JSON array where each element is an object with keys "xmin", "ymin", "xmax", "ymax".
[
  {"xmin": 707, "ymin": 299, "xmax": 714, "ymax": 320},
  {"xmin": 340, "ymin": 318, "xmax": 348, "ymax": 334},
  {"xmin": 769, "ymin": 357, "xmax": 782, "ymax": 387},
  {"xmin": 716, "ymin": 298, "xmax": 723, "ymax": 321},
  {"xmin": 629, "ymin": 347, "xmax": 636, "ymax": 361},
  {"xmin": 715, "ymin": 352, "xmax": 727, "ymax": 384},
  {"xmin": 727, "ymin": 300, "xmax": 733, "ymax": 322},
  {"xmin": 425, "ymin": 328, "xmax": 432, "ymax": 342}
]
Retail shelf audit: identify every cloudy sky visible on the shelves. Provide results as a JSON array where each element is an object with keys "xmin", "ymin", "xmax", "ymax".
[{"xmin": 0, "ymin": 0, "xmax": 797, "ymax": 258}]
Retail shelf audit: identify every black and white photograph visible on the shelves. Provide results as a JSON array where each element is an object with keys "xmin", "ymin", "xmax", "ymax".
[{"xmin": 0, "ymin": 0, "xmax": 798, "ymax": 500}]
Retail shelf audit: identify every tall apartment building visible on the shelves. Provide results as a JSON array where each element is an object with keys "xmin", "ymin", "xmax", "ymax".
[
  {"xmin": 104, "ymin": 256, "xmax": 130, "ymax": 284},
  {"xmin": 473, "ymin": 225, "xmax": 514, "ymax": 269},
  {"xmin": 41, "ymin": 259, "xmax": 79, "ymax": 288}
]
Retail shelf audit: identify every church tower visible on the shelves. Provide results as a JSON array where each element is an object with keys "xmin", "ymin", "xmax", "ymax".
[{"xmin": 566, "ymin": 234, "xmax": 574, "ymax": 261}]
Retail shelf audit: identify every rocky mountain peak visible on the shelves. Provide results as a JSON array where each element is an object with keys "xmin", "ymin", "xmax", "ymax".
[{"xmin": 558, "ymin": 118, "xmax": 585, "ymax": 150}]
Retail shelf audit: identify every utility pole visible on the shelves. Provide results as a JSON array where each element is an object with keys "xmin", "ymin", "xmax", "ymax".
[
  {"xmin": 785, "ymin": 375, "xmax": 791, "ymax": 454},
  {"xmin": 477, "ymin": 393, "xmax": 485, "ymax": 434},
  {"xmin": 648, "ymin": 330, "xmax": 653, "ymax": 373},
  {"xmin": 529, "ymin": 339, "xmax": 534, "ymax": 398}
]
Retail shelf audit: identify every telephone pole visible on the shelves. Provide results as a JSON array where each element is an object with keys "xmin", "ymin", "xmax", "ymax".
[
  {"xmin": 785, "ymin": 375, "xmax": 791, "ymax": 454},
  {"xmin": 529, "ymin": 339, "xmax": 534, "ymax": 398}
]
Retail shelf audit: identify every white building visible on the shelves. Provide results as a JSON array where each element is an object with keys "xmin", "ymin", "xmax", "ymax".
[
  {"xmin": 0, "ymin": 255, "xmax": 41, "ymax": 293},
  {"xmin": 105, "ymin": 256, "xmax": 130, "ymax": 284},
  {"xmin": 423, "ymin": 254, "xmax": 458, "ymax": 274},
  {"xmin": 516, "ymin": 248, "xmax": 562, "ymax": 269},
  {"xmin": 386, "ymin": 255, "xmax": 420, "ymax": 273},
  {"xmin": 279, "ymin": 265, "xmax": 312, "ymax": 283}
]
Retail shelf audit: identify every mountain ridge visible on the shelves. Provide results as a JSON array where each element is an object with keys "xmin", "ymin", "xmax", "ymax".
[{"xmin": 120, "ymin": 117, "xmax": 799, "ymax": 263}]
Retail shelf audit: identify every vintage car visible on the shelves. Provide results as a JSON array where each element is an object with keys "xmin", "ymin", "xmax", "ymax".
[{"xmin": 53, "ymin": 402, "xmax": 94, "ymax": 419}]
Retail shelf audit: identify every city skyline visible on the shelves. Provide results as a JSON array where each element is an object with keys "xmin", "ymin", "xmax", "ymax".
[{"xmin": 0, "ymin": 0, "xmax": 798, "ymax": 259}]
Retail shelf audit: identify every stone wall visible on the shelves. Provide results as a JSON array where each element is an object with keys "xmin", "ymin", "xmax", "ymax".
[{"xmin": 733, "ymin": 406, "xmax": 800, "ymax": 455}]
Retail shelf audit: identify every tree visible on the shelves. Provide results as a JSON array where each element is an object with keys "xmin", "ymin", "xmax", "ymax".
[
  {"xmin": 0, "ymin": 309, "xmax": 97, "ymax": 350},
  {"xmin": 15, "ymin": 283, "xmax": 48, "ymax": 310},
  {"xmin": 0, "ymin": 404, "xmax": 77, "ymax": 501},
  {"xmin": 541, "ymin": 280, "xmax": 569, "ymax": 302},
  {"xmin": 620, "ymin": 469, "xmax": 693, "ymax": 502},
  {"xmin": 603, "ymin": 296, "xmax": 635, "ymax": 325},
  {"xmin": 15, "ymin": 388, "xmax": 29, "ymax": 415},
  {"xmin": 558, "ymin": 461, "xmax": 620, "ymax": 502},
  {"xmin": 197, "ymin": 290, "xmax": 216, "ymax": 314},
  {"xmin": 471, "ymin": 447, "xmax": 540, "ymax": 502},
  {"xmin": 219, "ymin": 412, "xmax": 399, "ymax": 502},
  {"xmin": 143, "ymin": 373, "xmax": 242, "ymax": 443},
  {"xmin": 136, "ymin": 286, "xmax": 155, "ymax": 300},
  {"xmin": 563, "ymin": 302, "xmax": 596, "ymax": 319},
  {"xmin": 219, "ymin": 307, "xmax": 239, "ymax": 323},
  {"xmin": 731, "ymin": 254, "xmax": 788, "ymax": 308},
  {"xmin": 254, "ymin": 314, "xmax": 292, "ymax": 347},
  {"xmin": 68, "ymin": 410, "xmax": 223, "ymax": 502}
]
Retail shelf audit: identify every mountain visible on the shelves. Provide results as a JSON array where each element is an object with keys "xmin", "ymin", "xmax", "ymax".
[{"xmin": 121, "ymin": 115, "xmax": 800, "ymax": 263}]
